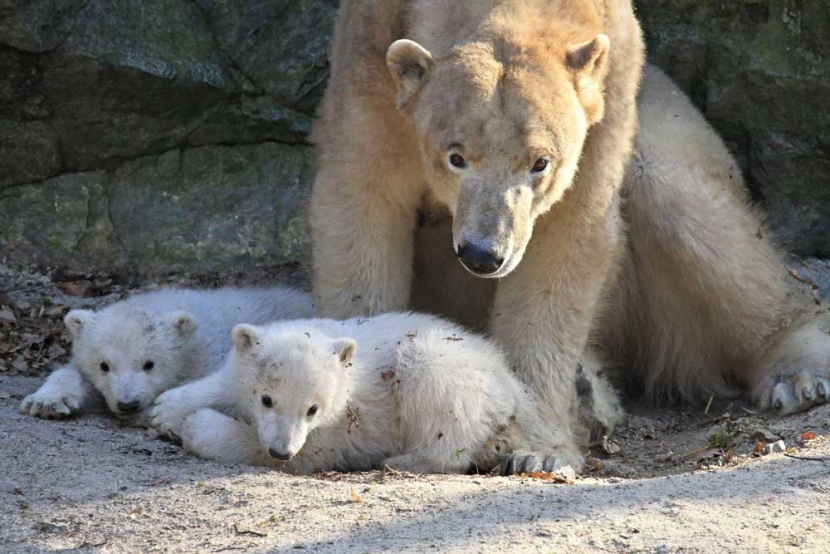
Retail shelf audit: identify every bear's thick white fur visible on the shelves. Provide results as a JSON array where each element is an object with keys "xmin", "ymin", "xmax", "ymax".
[
  {"xmin": 309, "ymin": 0, "xmax": 830, "ymax": 472},
  {"xmin": 166, "ymin": 312, "xmax": 614, "ymax": 474},
  {"xmin": 20, "ymin": 287, "xmax": 313, "ymax": 420}
]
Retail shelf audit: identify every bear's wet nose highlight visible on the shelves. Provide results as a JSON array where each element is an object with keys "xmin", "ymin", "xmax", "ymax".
[
  {"xmin": 457, "ymin": 243, "xmax": 504, "ymax": 276},
  {"xmin": 116, "ymin": 400, "xmax": 142, "ymax": 414},
  {"xmin": 268, "ymin": 447, "xmax": 293, "ymax": 461}
]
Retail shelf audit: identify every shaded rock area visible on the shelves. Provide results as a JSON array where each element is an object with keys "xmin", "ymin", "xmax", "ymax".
[
  {"xmin": 638, "ymin": 0, "xmax": 830, "ymax": 256},
  {"xmin": 0, "ymin": 0, "xmax": 828, "ymax": 275},
  {"xmin": 0, "ymin": 0, "xmax": 333, "ymax": 275}
]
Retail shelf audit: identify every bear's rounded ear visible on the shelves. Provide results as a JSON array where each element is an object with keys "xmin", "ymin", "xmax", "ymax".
[
  {"xmin": 232, "ymin": 324, "xmax": 260, "ymax": 352},
  {"xmin": 332, "ymin": 338, "xmax": 357, "ymax": 365},
  {"xmin": 64, "ymin": 310, "xmax": 95, "ymax": 339},
  {"xmin": 169, "ymin": 311, "xmax": 198, "ymax": 337},
  {"xmin": 566, "ymin": 34, "xmax": 610, "ymax": 125},
  {"xmin": 386, "ymin": 39, "xmax": 435, "ymax": 109},
  {"xmin": 566, "ymin": 34, "xmax": 610, "ymax": 86}
]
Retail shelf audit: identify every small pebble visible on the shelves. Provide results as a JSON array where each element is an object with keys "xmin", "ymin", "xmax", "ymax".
[{"xmin": 765, "ymin": 440, "xmax": 786, "ymax": 454}]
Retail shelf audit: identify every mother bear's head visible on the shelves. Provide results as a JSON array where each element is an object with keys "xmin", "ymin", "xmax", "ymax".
[{"xmin": 386, "ymin": 32, "xmax": 610, "ymax": 278}]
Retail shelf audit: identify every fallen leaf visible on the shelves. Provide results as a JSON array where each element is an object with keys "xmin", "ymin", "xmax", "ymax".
[
  {"xmin": 47, "ymin": 343, "xmax": 67, "ymax": 359},
  {"xmin": 380, "ymin": 369, "xmax": 396, "ymax": 381},
  {"xmin": 0, "ymin": 306, "xmax": 16, "ymax": 323},
  {"xmin": 752, "ymin": 442, "xmax": 766, "ymax": 455},
  {"xmin": 56, "ymin": 281, "xmax": 91, "ymax": 298},
  {"xmin": 801, "ymin": 431, "xmax": 817, "ymax": 442},
  {"xmin": 350, "ymin": 488, "xmax": 363, "ymax": 503},
  {"xmin": 233, "ymin": 523, "xmax": 267, "ymax": 537}
]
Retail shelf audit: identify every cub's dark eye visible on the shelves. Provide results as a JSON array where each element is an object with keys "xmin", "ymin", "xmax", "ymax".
[
  {"xmin": 531, "ymin": 158, "xmax": 549, "ymax": 173},
  {"xmin": 100, "ymin": 362, "xmax": 110, "ymax": 373},
  {"xmin": 143, "ymin": 361, "xmax": 155, "ymax": 371},
  {"xmin": 448, "ymin": 153, "xmax": 467, "ymax": 169},
  {"xmin": 307, "ymin": 404, "xmax": 318, "ymax": 417},
  {"xmin": 261, "ymin": 395, "xmax": 273, "ymax": 408}
]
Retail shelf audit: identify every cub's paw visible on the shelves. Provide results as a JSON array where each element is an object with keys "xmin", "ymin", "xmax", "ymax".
[
  {"xmin": 499, "ymin": 449, "xmax": 584, "ymax": 476},
  {"xmin": 180, "ymin": 409, "xmax": 223, "ymax": 457},
  {"xmin": 760, "ymin": 370, "xmax": 830, "ymax": 415},
  {"xmin": 147, "ymin": 388, "xmax": 191, "ymax": 439},
  {"xmin": 19, "ymin": 389, "xmax": 82, "ymax": 419}
]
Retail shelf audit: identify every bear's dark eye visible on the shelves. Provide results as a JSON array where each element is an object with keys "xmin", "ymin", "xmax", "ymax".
[
  {"xmin": 261, "ymin": 395, "xmax": 273, "ymax": 408},
  {"xmin": 448, "ymin": 153, "xmax": 467, "ymax": 169},
  {"xmin": 143, "ymin": 361, "xmax": 155, "ymax": 371},
  {"xmin": 307, "ymin": 404, "xmax": 318, "ymax": 417},
  {"xmin": 531, "ymin": 158, "xmax": 549, "ymax": 173},
  {"xmin": 100, "ymin": 362, "xmax": 110, "ymax": 373}
]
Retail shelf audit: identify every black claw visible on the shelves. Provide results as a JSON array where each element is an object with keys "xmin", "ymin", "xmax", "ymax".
[
  {"xmin": 773, "ymin": 397, "xmax": 783, "ymax": 410},
  {"xmin": 500, "ymin": 455, "xmax": 515, "ymax": 476},
  {"xmin": 803, "ymin": 386, "xmax": 813, "ymax": 400}
]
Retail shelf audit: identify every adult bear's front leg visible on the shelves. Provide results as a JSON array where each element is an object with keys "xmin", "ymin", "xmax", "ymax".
[
  {"xmin": 490, "ymin": 200, "xmax": 624, "ymax": 464},
  {"xmin": 310, "ymin": 102, "xmax": 424, "ymax": 319}
]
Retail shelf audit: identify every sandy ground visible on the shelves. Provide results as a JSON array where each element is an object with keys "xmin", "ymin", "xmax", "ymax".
[
  {"xmin": 1, "ymin": 262, "xmax": 830, "ymax": 553},
  {"xmin": 1, "ymin": 375, "xmax": 829, "ymax": 553}
]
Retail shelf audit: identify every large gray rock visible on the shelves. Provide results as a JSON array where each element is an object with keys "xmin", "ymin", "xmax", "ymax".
[
  {"xmin": 0, "ymin": 0, "xmax": 828, "ymax": 275},
  {"xmin": 0, "ymin": 0, "xmax": 327, "ymax": 275},
  {"xmin": 0, "ymin": 144, "xmax": 312, "ymax": 274},
  {"xmin": 636, "ymin": 0, "xmax": 830, "ymax": 256}
]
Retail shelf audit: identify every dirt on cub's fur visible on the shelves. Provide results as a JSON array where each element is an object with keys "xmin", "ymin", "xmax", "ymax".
[{"xmin": 1, "ymin": 262, "xmax": 829, "ymax": 553}]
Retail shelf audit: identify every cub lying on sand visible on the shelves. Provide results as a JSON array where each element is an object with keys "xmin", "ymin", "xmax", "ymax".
[
  {"xmin": 20, "ymin": 287, "xmax": 313, "ymax": 420},
  {"xmin": 157, "ymin": 313, "xmax": 621, "ymax": 474}
]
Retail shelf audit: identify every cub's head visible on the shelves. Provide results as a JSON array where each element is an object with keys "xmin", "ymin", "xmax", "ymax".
[
  {"xmin": 387, "ymin": 32, "xmax": 610, "ymax": 278},
  {"xmin": 230, "ymin": 324, "xmax": 354, "ymax": 461},
  {"xmin": 65, "ymin": 306, "xmax": 197, "ymax": 416}
]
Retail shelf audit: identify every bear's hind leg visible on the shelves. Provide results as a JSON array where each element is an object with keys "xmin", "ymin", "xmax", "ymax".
[{"xmin": 609, "ymin": 65, "xmax": 803, "ymax": 403}]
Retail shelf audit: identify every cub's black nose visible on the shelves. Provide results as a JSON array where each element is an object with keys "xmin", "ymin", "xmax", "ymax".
[
  {"xmin": 268, "ymin": 447, "xmax": 292, "ymax": 461},
  {"xmin": 116, "ymin": 400, "xmax": 142, "ymax": 414},
  {"xmin": 457, "ymin": 243, "xmax": 504, "ymax": 276}
]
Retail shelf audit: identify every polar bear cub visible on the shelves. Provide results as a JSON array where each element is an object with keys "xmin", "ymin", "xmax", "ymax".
[
  {"xmin": 20, "ymin": 287, "xmax": 313, "ymax": 420},
  {"xmin": 168, "ymin": 312, "xmax": 601, "ymax": 474}
]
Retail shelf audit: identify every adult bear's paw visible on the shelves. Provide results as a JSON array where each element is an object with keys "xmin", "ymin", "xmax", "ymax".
[
  {"xmin": 760, "ymin": 369, "xmax": 830, "ymax": 415},
  {"xmin": 499, "ymin": 449, "xmax": 584, "ymax": 476}
]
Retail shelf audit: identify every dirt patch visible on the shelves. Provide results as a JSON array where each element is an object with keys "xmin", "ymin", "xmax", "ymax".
[{"xmin": 1, "ymin": 263, "xmax": 829, "ymax": 552}]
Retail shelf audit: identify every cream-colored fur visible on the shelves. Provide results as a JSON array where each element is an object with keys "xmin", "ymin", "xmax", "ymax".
[
  {"xmin": 311, "ymin": 0, "xmax": 644, "ymax": 467},
  {"xmin": 310, "ymin": 0, "xmax": 830, "ymax": 469},
  {"xmin": 172, "ymin": 313, "xmax": 592, "ymax": 474},
  {"xmin": 604, "ymin": 65, "xmax": 830, "ymax": 411}
]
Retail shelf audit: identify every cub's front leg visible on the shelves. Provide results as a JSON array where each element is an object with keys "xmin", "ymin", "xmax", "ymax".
[
  {"xmin": 20, "ymin": 365, "xmax": 95, "ymax": 419},
  {"xmin": 148, "ymin": 369, "xmax": 234, "ymax": 438},
  {"xmin": 180, "ymin": 408, "xmax": 272, "ymax": 466}
]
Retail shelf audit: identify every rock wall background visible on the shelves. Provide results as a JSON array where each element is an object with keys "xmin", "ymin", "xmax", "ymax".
[{"xmin": 1, "ymin": 0, "xmax": 828, "ymax": 277}]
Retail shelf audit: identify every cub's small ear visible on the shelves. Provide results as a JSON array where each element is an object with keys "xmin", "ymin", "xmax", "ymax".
[
  {"xmin": 566, "ymin": 34, "xmax": 610, "ymax": 125},
  {"xmin": 386, "ymin": 39, "xmax": 435, "ymax": 108},
  {"xmin": 64, "ymin": 310, "xmax": 95, "ymax": 339},
  {"xmin": 170, "ymin": 311, "xmax": 197, "ymax": 337},
  {"xmin": 332, "ymin": 338, "xmax": 357, "ymax": 365},
  {"xmin": 232, "ymin": 324, "xmax": 260, "ymax": 352}
]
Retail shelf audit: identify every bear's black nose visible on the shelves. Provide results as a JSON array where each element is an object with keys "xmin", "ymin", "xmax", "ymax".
[
  {"xmin": 457, "ymin": 243, "xmax": 504, "ymax": 276},
  {"xmin": 268, "ymin": 447, "xmax": 292, "ymax": 461},
  {"xmin": 116, "ymin": 400, "xmax": 142, "ymax": 414}
]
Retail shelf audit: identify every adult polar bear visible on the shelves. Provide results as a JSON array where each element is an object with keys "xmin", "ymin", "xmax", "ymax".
[{"xmin": 310, "ymin": 0, "xmax": 830, "ymax": 467}]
